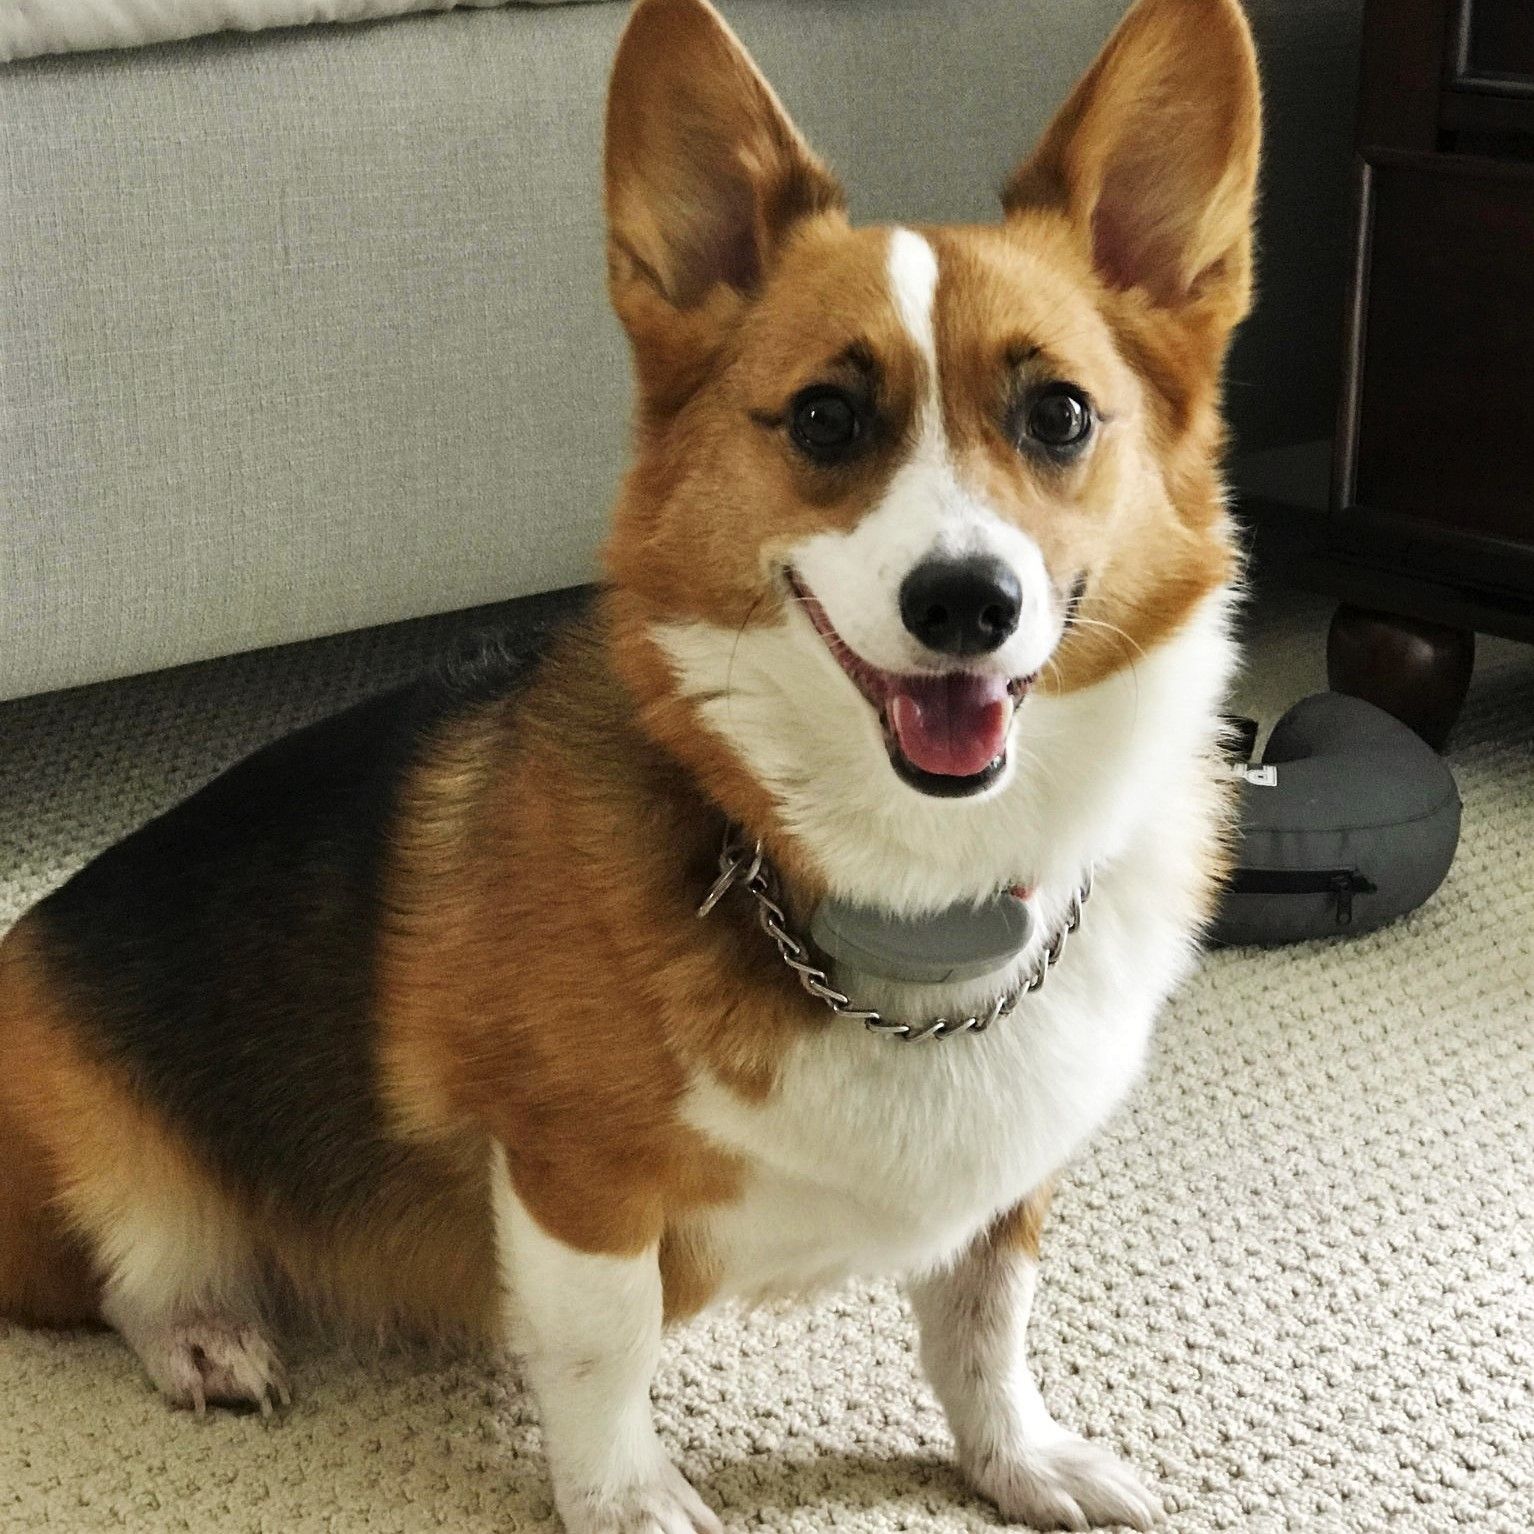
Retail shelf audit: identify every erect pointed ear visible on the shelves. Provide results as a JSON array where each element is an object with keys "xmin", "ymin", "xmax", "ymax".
[
  {"xmin": 1003, "ymin": 0, "xmax": 1261, "ymax": 327},
  {"xmin": 604, "ymin": 0, "xmax": 843, "ymax": 375}
]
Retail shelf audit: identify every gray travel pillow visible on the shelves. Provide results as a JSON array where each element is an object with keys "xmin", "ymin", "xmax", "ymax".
[{"xmin": 1211, "ymin": 692, "xmax": 1462, "ymax": 947}]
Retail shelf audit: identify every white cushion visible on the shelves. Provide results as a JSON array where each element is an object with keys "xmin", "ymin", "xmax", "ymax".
[{"xmin": 0, "ymin": 0, "xmax": 604, "ymax": 64}]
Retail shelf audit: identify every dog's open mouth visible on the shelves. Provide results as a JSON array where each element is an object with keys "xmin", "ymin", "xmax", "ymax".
[{"xmin": 786, "ymin": 571, "xmax": 1032, "ymax": 798}]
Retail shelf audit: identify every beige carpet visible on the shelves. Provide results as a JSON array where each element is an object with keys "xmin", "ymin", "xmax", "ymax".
[{"xmin": 3, "ymin": 588, "xmax": 1531, "ymax": 1533}]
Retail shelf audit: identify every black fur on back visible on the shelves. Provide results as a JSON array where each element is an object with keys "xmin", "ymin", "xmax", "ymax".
[{"xmin": 31, "ymin": 623, "xmax": 565, "ymax": 1220}]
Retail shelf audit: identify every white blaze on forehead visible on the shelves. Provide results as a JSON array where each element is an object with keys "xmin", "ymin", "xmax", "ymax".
[
  {"xmin": 886, "ymin": 228, "xmax": 945, "ymax": 449},
  {"xmin": 886, "ymin": 227, "xmax": 940, "ymax": 374}
]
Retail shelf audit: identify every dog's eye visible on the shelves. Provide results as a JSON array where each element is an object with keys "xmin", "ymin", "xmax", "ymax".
[
  {"xmin": 789, "ymin": 388, "xmax": 861, "ymax": 461},
  {"xmin": 1023, "ymin": 385, "xmax": 1094, "ymax": 455}
]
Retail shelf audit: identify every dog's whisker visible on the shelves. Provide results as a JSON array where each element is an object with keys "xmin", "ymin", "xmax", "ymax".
[{"xmin": 724, "ymin": 585, "xmax": 773, "ymax": 733}]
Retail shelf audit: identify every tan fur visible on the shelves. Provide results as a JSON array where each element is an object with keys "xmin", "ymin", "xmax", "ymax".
[
  {"xmin": 267, "ymin": 1145, "xmax": 499, "ymax": 1343},
  {"xmin": 1003, "ymin": 0, "xmax": 1260, "ymax": 318},
  {"xmin": 604, "ymin": 0, "xmax": 844, "ymax": 413},
  {"xmin": 0, "ymin": 932, "xmax": 102, "ymax": 1328},
  {"xmin": 659, "ymin": 1223, "xmax": 723, "ymax": 1324},
  {"xmin": 379, "ymin": 625, "xmax": 764, "ymax": 1269},
  {"xmin": 1000, "ymin": 0, "xmax": 1260, "ymax": 688},
  {"xmin": 990, "ymin": 1184, "xmax": 1057, "ymax": 1263},
  {"xmin": 0, "ymin": 922, "xmax": 215, "ymax": 1329}
]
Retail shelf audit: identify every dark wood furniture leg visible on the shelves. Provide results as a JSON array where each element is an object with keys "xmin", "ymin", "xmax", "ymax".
[{"xmin": 1326, "ymin": 604, "xmax": 1475, "ymax": 751}]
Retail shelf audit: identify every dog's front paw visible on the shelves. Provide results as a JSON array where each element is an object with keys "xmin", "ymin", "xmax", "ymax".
[
  {"xmin": 968, "ymin": 1436, "xmax": 1162, "ymax": 1531},
  {"xmin": 556, "ymin": 1459, "xmax": 722, "ymax": 1534}
]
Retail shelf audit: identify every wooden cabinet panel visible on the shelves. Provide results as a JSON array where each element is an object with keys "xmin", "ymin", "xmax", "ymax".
[
  {"xmin": 1358, "ymin": 0, "xmax": 1457, "ymax": 148},
  {"xmin": 1348, "ymin": 154, "xmax": 1534, "ymax": 546},
  {"xmin": 1312, "ymin": 0, "xmax": 1534, "ymax": 668},
  {"xmin": 1459, "ymin": 0, "xmax": 1534, "ymax": 82}
]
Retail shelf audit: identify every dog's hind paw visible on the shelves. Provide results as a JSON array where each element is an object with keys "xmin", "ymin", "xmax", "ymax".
[
  {"xmin": 969, "ymin": 1435, "xmax": 1162, "ymax": 1531},
  {"xmin": 132, "ymin": 1317, "xmax": 291, "ymax": 1417}
]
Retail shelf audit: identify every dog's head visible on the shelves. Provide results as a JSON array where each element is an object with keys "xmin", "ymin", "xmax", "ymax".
[{"xmin": 601, "ymin": 0, "xmax": 1260, "ymax": 906}]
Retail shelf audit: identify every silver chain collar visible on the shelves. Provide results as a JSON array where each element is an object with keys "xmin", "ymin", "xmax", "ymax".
[{"xmin": 697, "ymin": 827, "xmax": 1092, "ymax": 1044}]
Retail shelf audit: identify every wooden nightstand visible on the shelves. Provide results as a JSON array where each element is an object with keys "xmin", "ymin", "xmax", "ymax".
[{"xmin": 1274, "ymin": 0, "xmax": 1534, "ymax": 746}]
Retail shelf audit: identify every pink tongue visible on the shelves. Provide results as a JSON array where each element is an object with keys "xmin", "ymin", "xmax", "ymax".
[{"xmin": 887, "ymin": 673, "xmax": 1011, "ymax": 778}]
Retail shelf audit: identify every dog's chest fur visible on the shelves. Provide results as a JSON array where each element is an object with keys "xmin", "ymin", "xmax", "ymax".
[
  {"xmin": 639, "ymin": 586, "xmax": 1233, "ymax": 1300},
  {"xmin": 677, "ymin": 755, "xmax": 1212, "ymax": 1302}
]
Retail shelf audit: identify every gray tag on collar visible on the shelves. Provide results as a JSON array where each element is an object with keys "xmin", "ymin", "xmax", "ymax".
[{"xmin": 809, "ymin": 891, "xmax": 1034, "ymax": 989}]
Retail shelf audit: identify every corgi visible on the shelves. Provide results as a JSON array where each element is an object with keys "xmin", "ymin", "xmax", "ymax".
[{"xmin": 0, "ymin": 0, "xmax": 1260, "ymax": 1528}]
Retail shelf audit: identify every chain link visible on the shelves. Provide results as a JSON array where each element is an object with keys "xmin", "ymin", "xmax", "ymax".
[{"xmin": 697, "ymin": 828, "xmax": 1092, "ymax": 1043}]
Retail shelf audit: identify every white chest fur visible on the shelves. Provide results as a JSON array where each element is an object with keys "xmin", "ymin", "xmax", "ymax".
[
  {"xmin": 664, "ymin": 595, "xmax": 1235, "ymax": 1302},
  {"xmin": 682, "ymin": 826, "xmax": 1202, "ymax": 1301}
]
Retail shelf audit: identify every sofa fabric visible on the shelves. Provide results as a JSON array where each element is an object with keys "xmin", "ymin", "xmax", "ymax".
[
  {"xmin": 0, "ymin": 0, "xmax": 1363, "ymax": 701},
  {"xmin": 0, "ymin": 0, "xmax": 597, "ymax": 66}
]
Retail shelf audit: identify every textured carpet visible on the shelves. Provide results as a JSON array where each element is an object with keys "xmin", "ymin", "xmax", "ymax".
[{"xmin": 2, "ymin": 588, "xmax": 1531, "ymax": 1534}]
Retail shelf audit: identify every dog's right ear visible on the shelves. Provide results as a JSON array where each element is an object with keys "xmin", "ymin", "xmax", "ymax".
[{"xmin": 604, "ymin": 0, "xmax": 844, "ymax": 407}]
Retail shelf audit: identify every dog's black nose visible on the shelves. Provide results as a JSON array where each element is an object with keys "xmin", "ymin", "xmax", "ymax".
[{"xmin": 899, "ymin": 556, "xmax": 1022, "ymax": 656}]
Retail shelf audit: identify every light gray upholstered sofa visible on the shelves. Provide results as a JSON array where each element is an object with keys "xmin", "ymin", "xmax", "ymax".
[{"xmin": 1, "ymin": 0, "xmax": 1363, "ymax": 702}]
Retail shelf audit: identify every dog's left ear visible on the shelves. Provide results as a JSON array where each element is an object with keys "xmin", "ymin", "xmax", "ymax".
[
  {"xmin": 605, "ymin": 0, "xmax": 844, "ymax": 405},
  {"xmin": 1004, "ymin": 0, "xmax": 1261, "ymax": 336}
]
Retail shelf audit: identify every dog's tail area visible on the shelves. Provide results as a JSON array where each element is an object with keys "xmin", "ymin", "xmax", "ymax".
[{"xmin": 0, "ymin": 920, "xmax": 103, "ymax": 1329}]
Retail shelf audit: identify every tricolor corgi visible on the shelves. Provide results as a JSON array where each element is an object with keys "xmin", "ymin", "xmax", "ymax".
[{"xmin": 0, "ymin": 0, "xmax": 1261, "ymax": 1527}]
